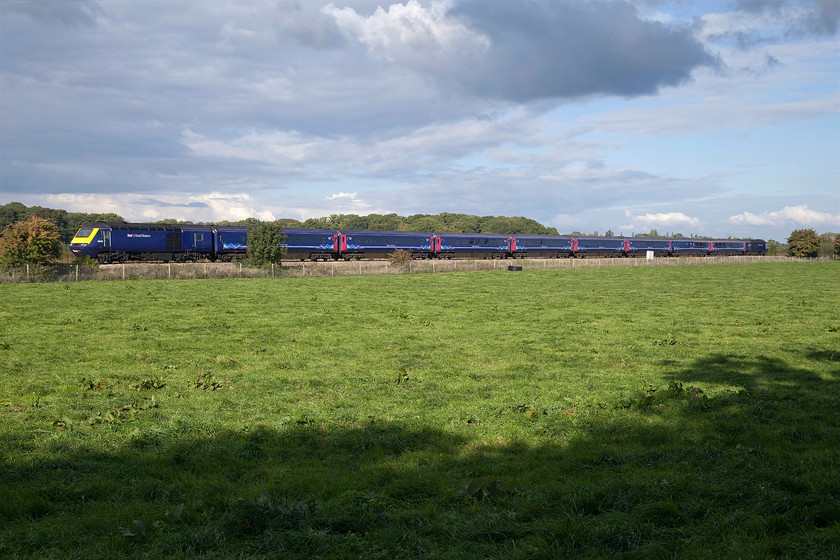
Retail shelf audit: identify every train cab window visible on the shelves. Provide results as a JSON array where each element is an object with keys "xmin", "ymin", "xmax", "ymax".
[{"xmin": 76, "ymin": 229, "xmax": 94, "ymax": 238}]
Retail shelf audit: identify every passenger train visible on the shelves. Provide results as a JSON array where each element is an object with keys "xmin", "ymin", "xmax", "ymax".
[{"xmin": 69, "ymin": 222, "xmax": 767, "ymax": 263}]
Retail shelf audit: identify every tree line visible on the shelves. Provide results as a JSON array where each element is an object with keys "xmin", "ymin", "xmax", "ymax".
[{"xmin": 0, "ymin": 202, "xmax": 837, "ymax": 266}]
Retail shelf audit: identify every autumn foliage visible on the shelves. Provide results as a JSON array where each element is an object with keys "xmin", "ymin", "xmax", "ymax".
[
  {"xmin": 0, "ymin": 216, "xmax": 63, "ymax": 266},
  {"xmin": 786, "ymin": 228, "xmax": 821, "ymax": 258}
]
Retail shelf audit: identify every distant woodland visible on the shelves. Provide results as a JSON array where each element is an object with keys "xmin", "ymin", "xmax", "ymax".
[{"xmin": 1, "ymin": 202, "xmax": 560, "ymax": 244}]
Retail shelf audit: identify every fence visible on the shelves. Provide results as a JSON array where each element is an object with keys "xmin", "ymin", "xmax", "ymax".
[{"xmin": 0, "ymin": 255, "xmax": 833, "ymax": 283}]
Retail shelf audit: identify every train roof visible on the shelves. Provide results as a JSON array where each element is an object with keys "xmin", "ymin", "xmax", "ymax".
[
  {"xmin": 81, "ymin": 221, "xmax": 183, "ymax": 231},
  {"xmin": 340, "ymin": 229, "xmax": 435, "ymax": 235},
  {"xmin": 77, "ymin": 223, "xmax": 764, "ymax": 244},
  {"xmin": 80, "ymin": 222, "xmax": 248, "ymax": 232}
]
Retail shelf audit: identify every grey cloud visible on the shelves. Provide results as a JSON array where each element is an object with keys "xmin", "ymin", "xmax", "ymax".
[
  {"xmin": 138, "ymin": 199, "xmax": 209, "ymax": 209},
  {"xmin": 441, "ymin": 0, "xmax": 717, "ymax": 101},
  {"xmin": 273, "ymin": 1, "xmax": 346, "ymax": 49},
  {"xmin": 707, "ymin": 0, "xmax": 840, "ymax": 49},
  {"xmin": 737, "ymin": 0, "xmax": 839, "ymax": 37},
  {"xmin": 3, "ymin": 0, "xmax": 102, "ymax": 27}
]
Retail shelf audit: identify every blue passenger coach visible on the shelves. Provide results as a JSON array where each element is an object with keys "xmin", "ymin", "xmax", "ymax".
[
  {"xmin": 436, "ymin": 233, "xmax": 511, "ymax": 259},
  {"xmin": 510, "ymin": 235, "xmax": 574, "ymax": 258},
  {"xmin": 342, "ymin": 230, "xmax": 436, "ymax": 260},
  {"xmin": 282, "ymin": 229, "xmax": 340, "ymax": 261}
]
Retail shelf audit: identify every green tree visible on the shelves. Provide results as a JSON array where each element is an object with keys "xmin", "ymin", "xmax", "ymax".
[
  {"xmin": 787, "ymin": 228, "xmax": 820, "ymax": 258},
  {"xmin": 766, "ymin": 239, "xmax": 785, "ymax": 256},
  {"xmin": 0, "ymin": 202, "xmax": 29, "ymax": 232},
  {"xmin": 246, "ymin": 221, "xmax": 286, "ymax": 265},
  {"xmin": 835, "ymin": 233, "xmax": 840, "ymax": 257},
  {"xmin": 818, "ymin": 232, "xmax": 836, "ymax": 258},
  {"xmin": 0, "ymin": 216, "xmax": 63, "ymax": 266}
]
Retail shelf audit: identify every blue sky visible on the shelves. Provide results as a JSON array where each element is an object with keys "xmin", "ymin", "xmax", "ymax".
[{"xmin": 1, "ymin": 0, "xmax": 838, "ymax": 241}]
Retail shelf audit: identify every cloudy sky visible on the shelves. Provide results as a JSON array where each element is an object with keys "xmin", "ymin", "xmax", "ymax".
[{"xmin": 1, "ymin": 0, "xmax": 838, "ymax": 241}]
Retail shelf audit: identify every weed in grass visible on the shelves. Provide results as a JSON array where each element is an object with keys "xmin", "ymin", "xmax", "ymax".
[
  {"xmin": 78, "ymin": 377, "xmax": 108, "ymax": 391},
  {"xmin": 135, "ymin": 377, "xmax": 166, "ymax": 390},
  {"xmin": 187, "ymin": 372, "xmax": 225, "ymax": 391}
]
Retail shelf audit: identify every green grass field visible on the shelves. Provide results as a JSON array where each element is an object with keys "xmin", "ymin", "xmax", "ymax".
[{"xmin": 1, "ymin": 262, "xmax": 838, "ymax": 559}]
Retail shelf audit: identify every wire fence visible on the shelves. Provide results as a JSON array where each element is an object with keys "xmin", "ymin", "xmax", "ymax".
[{"xmin": 0, "ymin": 255, "xmax": 834, "ymax": 283}]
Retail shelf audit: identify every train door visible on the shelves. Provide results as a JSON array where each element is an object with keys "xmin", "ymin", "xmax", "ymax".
[
  {"xmin": 102, "ymin": 229, "xmax": 111, "ymax": 248},
  {"xmin": 334, "ymin": 233, "xmax": 347, "ymax": 254}
]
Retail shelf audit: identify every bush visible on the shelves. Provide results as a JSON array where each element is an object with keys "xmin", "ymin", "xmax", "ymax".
[
  {"xmin": 247, "ymin": 222, "xmax": 286, "ymax": 265},
  {"xmin": 388, "ymin": 249, "xmax": 413, "ymax": 266},
  {"xmin": 0, "ymin": 216, "xmax": 63, "ymax": 266},
  {"xmin": 787, "ymin": 229, "xmax": 820, "ymax": 258}
]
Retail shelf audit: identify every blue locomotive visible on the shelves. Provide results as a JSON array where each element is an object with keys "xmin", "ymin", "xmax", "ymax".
[
  {"xmin": 69, "ymin": 222, "xmax": 248, "ymax": 263},
  {"xmin": 70, "ymin": 222, "xmax": 766, "ymax": 263}
]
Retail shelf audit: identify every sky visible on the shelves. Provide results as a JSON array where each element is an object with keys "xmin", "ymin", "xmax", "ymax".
[{"xmin": 1, "ymin": 0, "xmax": 838, "ymax": 241}]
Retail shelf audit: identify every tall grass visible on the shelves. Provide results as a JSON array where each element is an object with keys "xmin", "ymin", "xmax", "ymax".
[{"xmin": 1, "ymin": 262, "xmax": 838, "ymax": 558}]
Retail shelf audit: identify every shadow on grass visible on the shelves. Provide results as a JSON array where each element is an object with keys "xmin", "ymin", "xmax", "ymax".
[{"xmin": 2, "ymin": 353, "xmax": 839, "ymax": 559}]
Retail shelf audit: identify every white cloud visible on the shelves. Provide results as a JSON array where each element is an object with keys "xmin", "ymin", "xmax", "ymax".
[
  {"xmin": 323, "ymin": 0, "xmax": 489, "ymax": 70},
  {"xmin": 728, "ymin": 205, "xmax": 840, "ymax": 227},
  {"xmin": 621, "ymin": 210, "xmax": 702, "ymax": 231},
  {"xmin": 45, "ymin": 192, "xmax": 275, "ymax": 223},
  {"xmin": 325, "ymin": 192, "xmax": 358, "ymax": 201}
]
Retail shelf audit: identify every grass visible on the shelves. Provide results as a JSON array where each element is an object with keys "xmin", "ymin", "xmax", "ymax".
[{"xmin": 0, "ymin": 262, "xmax": 838, "ymax": 559}]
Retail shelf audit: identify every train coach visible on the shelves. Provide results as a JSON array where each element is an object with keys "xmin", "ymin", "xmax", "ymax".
[{"xmin": 70, "ymin": 222, "xmax": 767, "ymax": 263}]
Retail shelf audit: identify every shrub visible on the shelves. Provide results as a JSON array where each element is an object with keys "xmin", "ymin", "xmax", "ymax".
[
  {"xmin": 0, "ymin": 216, "xmax": 63, "ymax": 266},
  {"xmin": 247, "ymin": 222, "xmax": 286, "ymax": 265},
  {"xmin": 388, "ymin": 249, "xmax": 413, "ymax": 266}
]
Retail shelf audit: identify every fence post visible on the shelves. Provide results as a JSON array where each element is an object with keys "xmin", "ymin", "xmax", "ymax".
[
  {"xmin": 76, "ymin": 264, "xmax": 79, "ymax": 282},
  {"xmin": 168, "ymin": 263, "xmax": 172, "ymax": 280},
  {"xmin": 26, "ymin": 264, "xmax": 29, "ymax": 281},
  {"xmin": 122, "ymin": 263, "xmax": 125, "ymax": 280}
]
